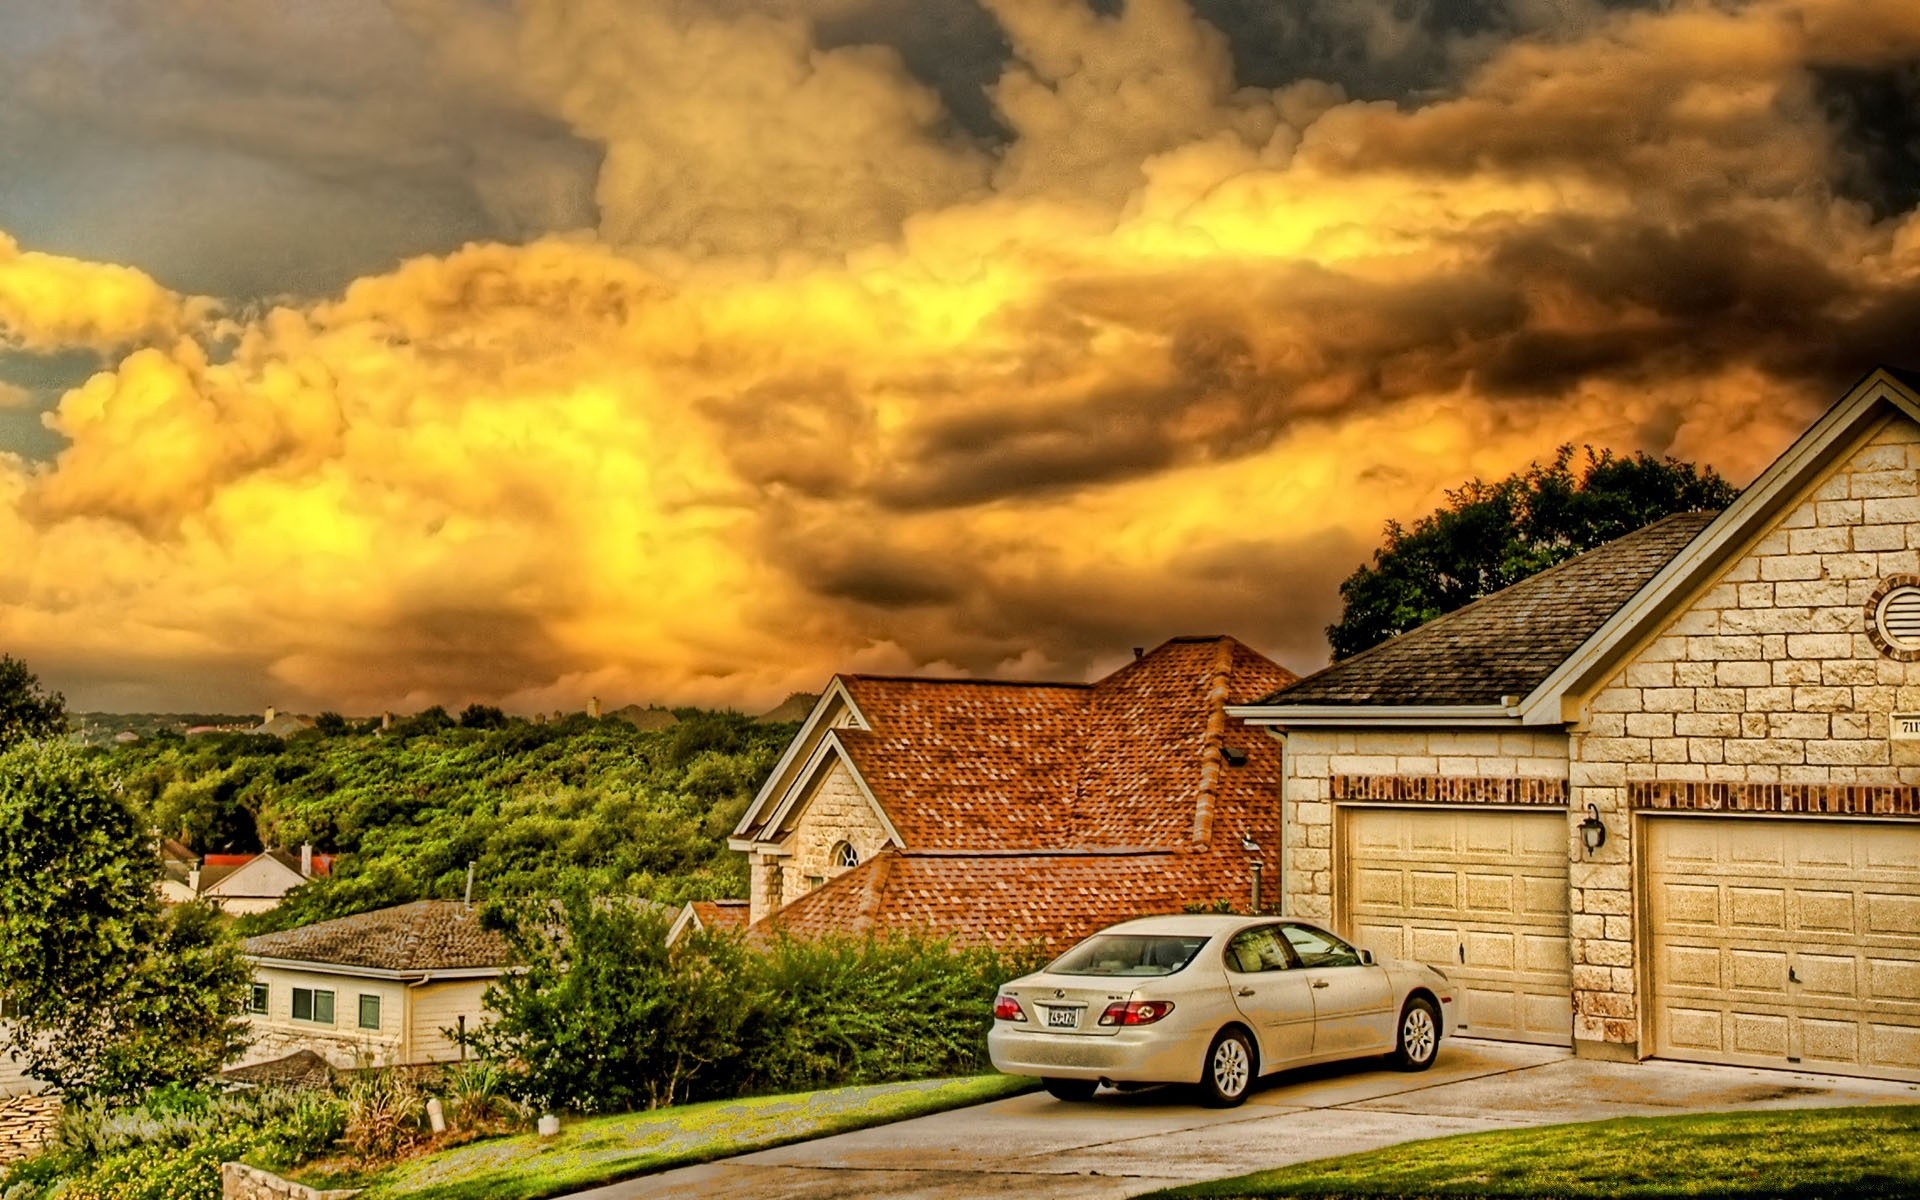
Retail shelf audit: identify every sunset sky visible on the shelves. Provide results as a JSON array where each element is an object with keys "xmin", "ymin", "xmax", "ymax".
[{"xmin": 3, "ymin": 0, "xmax": 1919, "ymax": 715}]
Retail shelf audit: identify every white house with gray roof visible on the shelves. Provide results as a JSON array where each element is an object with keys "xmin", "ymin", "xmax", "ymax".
[
  {"xmin": 1233, "ymin": 366, "xmax": 1920, "ymax": 1083},
  {"xmin": 239, "ymin": 901, "xmax": 510, "ymax": 1070}
]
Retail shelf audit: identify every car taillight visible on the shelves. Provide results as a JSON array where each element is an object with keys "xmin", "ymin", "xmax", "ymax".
[
  {"xmin": 994, "ymin": 995, "xmax": 1027, "ymax": 1022},
  {"xmin": 1098, "ymin": 1000, "xmax": 1174, "ymax": 1026}
]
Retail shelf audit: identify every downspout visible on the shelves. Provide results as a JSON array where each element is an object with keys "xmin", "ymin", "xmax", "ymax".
[{"xmin": 1273, "ymin": 728, "xmax": 1289, "ymax": 917}]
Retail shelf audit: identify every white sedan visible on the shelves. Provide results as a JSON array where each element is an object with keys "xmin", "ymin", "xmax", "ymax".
[{"xmin": 988, "ymin": 913, "xmax": 1459, "ymax": 1106}]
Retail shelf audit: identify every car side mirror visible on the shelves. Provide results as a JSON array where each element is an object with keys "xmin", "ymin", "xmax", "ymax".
[{"xmin": 1358, "ymin": 949, "xmax": 1375, "ymax": 966}]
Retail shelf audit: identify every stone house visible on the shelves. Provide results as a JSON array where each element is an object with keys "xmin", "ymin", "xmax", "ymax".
[
  {"xmin": 1232, "ymin": 366, "xmax": 1920, "ymax": 1083},
  {"xmin": 729, "ymin": 636, "xmax": 1297, "ymax": 951},
  {"xmin": 239, "ymin": 901, "xmax": 507, "ymax": 1070}
]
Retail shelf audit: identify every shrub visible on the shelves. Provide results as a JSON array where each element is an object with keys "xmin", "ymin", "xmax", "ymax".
[{"xmin": 343, "ymin": 1070, "xmax": 428, "ymax": 1161}]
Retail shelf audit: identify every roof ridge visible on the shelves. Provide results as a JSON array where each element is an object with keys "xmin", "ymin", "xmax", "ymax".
[
  {"xmin": 1189, "ymin": 637, "xmax": 1235, "ymax": 847},
  {"xmin": 841, "ymin": 673, "xmax": 1092, "ymax": 689},
  {"xmin": 1268, "ymin": 510, "xmax": 1718, "ymax": 703}
]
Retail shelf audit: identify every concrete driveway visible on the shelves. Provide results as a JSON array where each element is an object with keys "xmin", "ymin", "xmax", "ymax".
[{"xmin": 574, "ymin": 1040, "xmax": 1920, "ymax": 1200}]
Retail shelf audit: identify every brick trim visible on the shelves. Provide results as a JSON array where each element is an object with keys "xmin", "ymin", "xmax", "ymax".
[
  {"xmin": 1331, "ymin": 775, "xmax": 1567, "ymax": 806},
  {"xmin": 1632, "ymin": 780, "xmax": 1920, "ymax": 817},
  {"xmin": 1864, "ymin": 574, "xmax": 1920, "ymax": 663}
]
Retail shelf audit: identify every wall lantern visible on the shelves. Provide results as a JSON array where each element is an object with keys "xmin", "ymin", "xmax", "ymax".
[{"xmin": 1579, "ymin": 804, "xmax": 1608, "ymax": 857}]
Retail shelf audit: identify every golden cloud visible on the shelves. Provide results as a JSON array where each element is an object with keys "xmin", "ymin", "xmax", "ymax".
[
  {"xmin": 0, "ymin": 232, "xmax": 214, "ymax": 354},
  {"xmin": 3, "ymin": 0, "xmax": 1920, "ymax": 711}
]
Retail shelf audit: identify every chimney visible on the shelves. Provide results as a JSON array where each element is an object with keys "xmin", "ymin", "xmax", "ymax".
[
  {"xmin": 300, "ymin": 843, "xmax": 313, "ymax": 878},
  {"xmin": 1132, "ymin": 646, "xmax": 1145, "ymax": 660},
  {"xmin": 381, "ymin": 710, "xmax": 393, "ymax": 731},
  {"xmin": 588, "ymin": 696, "xmax": 602, "ymax": 720},
  {"xmin": 188, "ymin": 866, "xmax": 201, "ymax": 895},
  {"xmin": 264, "ymin": 705, "xmax": 277, "ymax": 724}
]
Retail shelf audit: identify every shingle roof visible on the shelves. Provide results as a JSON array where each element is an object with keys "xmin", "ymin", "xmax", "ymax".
[
  {"xmin": 688, "ymin": 900, "xmax": 751, "ymax": 931},
  {"xmin": 244, "ymin": 901, "xmax": 510, "ymax": 972},
  {"xmin": 1262, "ymin": 512, "xmax": 1718, "ymax": 707},
  {"xmin": 827, "ymin": 637, "xmax": 1295, "ymax": 852},
  {"xmin": 760, "ymin": 849, "xmax": 1255, "ymax": 952}
]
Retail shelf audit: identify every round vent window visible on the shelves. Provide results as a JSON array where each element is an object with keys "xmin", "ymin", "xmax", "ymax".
[{"xmin": 1867, "ymin": 576, "xmax": 1920, "ymax": 661}]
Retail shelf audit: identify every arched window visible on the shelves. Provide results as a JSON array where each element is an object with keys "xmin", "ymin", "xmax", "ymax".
[{"xmin": 831, "ymin": 840, "xmax": 860, "ymax": 870}]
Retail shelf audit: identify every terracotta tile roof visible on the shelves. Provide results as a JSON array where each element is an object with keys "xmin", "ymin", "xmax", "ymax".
[
  {"xmin": 759, "ymin": 849, "xmax": 1258, "ymax": 953},
  {"xmin": 689, "ymin": 900, "xmax": 751, "ymax": 931},
  {"xmin": 829, "ymin": 636, "xmax": 1294, "ymax": 853},
  {"xmin": 244, "ymin": 901, "xmax": 510, "ymax": 972},
  {"xmin": 1263, "ymin": 512, "xmax": 1718, "ymax": 708}
]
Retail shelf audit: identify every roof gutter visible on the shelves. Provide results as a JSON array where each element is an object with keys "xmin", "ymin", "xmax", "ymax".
[
  {"xmin": 245, "ymin": 956, "xmax": 508, "ymax": 982},
  {"xmin": 1226, "ymin": 703, "xmax": 1524, "ymax": 728}
]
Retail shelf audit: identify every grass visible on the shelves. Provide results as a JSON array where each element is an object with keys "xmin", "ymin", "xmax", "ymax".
[
  {"xmin": 300, "ymin": 1073, "xmax": 1034, "ymax": 1200},
  {"xmin": 1142, "ymin": 1104, "xmax": 1920, "ymax": 1199}
]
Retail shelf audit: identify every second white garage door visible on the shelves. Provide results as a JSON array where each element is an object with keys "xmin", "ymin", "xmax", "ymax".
[
  {"xmin": 1341, "ymin": 806, "xmax": 1572, "ymax": 1045},
  {"xmin": 1646, "ymin": 817, "xmax": 1920, "ymax": 1082}
]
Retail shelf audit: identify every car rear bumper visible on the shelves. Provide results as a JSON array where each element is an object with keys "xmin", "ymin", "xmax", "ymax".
[{"xmin": 988, "ymin": 1023, "xmax": 1208, "ymax": 1084}]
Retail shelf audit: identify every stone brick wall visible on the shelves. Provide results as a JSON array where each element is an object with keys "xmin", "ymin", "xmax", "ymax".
[
  {"xmin": 1571, "ymin": 415, "xmax": 1920, "ymax": 1055},
  {"xmin": 783, "ymin": 758, "xmax": 891, "ymax": 907},
  {"xmin": 1281, "ymin": 729, "xmax": 1571, "ymax": 922}
]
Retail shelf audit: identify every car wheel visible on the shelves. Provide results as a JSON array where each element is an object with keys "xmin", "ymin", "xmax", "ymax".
[
  {"xmin": 1042, "ymin": 1078, "xmax": 1098, "ymax": 1102},
  {"xmin": 1198, "ymin": 1028, "xmax": 1255, "ymax": 1107},
  {"xmin": 1392, "ymin": 997, "xmax": 1440, "ymax": 1071}
]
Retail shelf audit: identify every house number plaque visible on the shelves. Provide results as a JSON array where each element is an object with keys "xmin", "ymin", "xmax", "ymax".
[{"xmin": 1892, "ymin": 714, "xmax": 1920, "ymax": 740}]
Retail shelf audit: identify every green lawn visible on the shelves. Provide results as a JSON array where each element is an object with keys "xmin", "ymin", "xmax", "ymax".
[
  {"xmin": 305, "ymin": 1073, "xmax": 1034, "ymax": 1200},
  {"xmin": 1143, "ymin": 1104, "xmax": 1920, "ymax": 1200}
]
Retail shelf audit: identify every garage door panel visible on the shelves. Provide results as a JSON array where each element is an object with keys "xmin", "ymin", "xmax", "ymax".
[
  {"xmin": 1343, "ymin": 807, "xmax": 1570, "ymax": 1047},
  {"xmin": 1648, "ymin": 817, "xmax": 1920, "ymax": 1083},
  {"xmin": 1867, "ymin": 894, "xmax": 1920, "ymax": 936},
  {"xmin": 1869, "ymin": 958, "xmax": 1920, "ymax": 1002},
  {"xmin": 1796, "ymin": 891, "xmax": 1854, "ymax": 931},
  {"xmin": 1870, "ymin": 1024, "xmax": 1920, "ymax": 1071}
]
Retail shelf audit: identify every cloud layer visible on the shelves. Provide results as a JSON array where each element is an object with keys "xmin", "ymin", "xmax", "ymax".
[{"xmin": 3, "ymin": 0, "xmax": 1920, "ymax": 712}]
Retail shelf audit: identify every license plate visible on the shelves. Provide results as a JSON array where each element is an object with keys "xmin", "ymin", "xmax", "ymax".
[{"xmin": 1046, "ymin": 1006, "xmax": 1079, "ymax": 1029}]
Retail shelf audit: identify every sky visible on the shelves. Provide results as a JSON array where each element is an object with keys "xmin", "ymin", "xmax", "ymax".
[{"xmin": 2, "ymin": 0, "xmax": 1920, "ymax": 715}]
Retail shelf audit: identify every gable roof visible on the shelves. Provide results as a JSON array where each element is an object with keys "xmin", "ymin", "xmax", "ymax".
[
  {"xmin": 734, "ymin": 636, "xmax": 1296, "ymax": 853},
  {"xmin": 1520, "ymin": 366, "xmax": 1920, "ymax": 724},
  {"xmin": 1254, "ymin": 512, "xmax": 1717, "ymax": 710},
  {"xmin": 199, "ymin": 849, "xmax": 333, "ymax": 898},
  {"xmin": 244, "ymin": 901, "xmax": 510, "ymax": 973}
]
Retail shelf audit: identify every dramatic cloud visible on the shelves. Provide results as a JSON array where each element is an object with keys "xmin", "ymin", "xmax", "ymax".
[{"xmin": 2, "ymin": 0, "xmax": 1919, "ymax": 712}]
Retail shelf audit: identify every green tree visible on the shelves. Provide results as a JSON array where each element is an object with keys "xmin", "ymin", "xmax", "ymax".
[
  {"xmin": 1328, "ymin": 446, "xmax": 1739, "ymax": 659},
  {"xmin": 0, "ymin": 654, "xmax": 65, "ymax": 749},
  {"xmin": 457, "ymin": 703, "xmax": 507, "ymax": 730},
  {"xmin": 0, "ymin": 742, "xmax": 249, "ymax": 1097}
]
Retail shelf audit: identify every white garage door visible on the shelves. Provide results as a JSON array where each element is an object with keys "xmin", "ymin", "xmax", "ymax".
[
  {"xmin": 1647, "ymin": 817, "xmax": 1920, "ymax": 1082},
  {"xmin": 1342, "ymin": 806, "xmax": 1571, "ymax": 1045}
]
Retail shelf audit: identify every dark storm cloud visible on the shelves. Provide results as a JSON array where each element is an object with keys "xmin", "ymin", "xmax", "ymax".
[{"xmin": 1817, "ymin": 61, "xmax": 1920, "ymax": 219}]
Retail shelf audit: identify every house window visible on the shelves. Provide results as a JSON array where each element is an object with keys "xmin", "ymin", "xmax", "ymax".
[
  {"xmin": 247, "ymin": 984, "xmax": 269, "ymax": 1014},
  {"xmin": 831, "ymin": 840, "xmax": 859, "ymax": 870},
  {"xmin": 0, "ymin": 995, "xmax": 17, "ymax": 1020},
  {"xmin": 806, "ymin": 875, "xmax": 825, "ymax": 890},
  {"xmin": 292, "ymin": 987, "xmax": 335, "ymax": 1024},
  {"xmin": 358, "ymin": 994, "xmax": 381, "ymax": 1030}
]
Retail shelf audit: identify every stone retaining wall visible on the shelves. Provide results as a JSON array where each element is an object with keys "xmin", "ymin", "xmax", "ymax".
[{"xmin": 220, "ymin": 1161, "xmax": 360, "ymax": 1200}]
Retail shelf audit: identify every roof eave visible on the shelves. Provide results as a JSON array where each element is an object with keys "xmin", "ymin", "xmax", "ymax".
[
  {"xmin": 1519, "ymin": 367, "xmax": 1920, "ymax": 725},
  {"xmin": 731, "ymin": 678, "xmax": 866, "ymax": 841},
  {"xmin": 245, "ymin": 955, "xmax": 508, "ymax": 980},
  {"xmin": 1226, "ymin": 703, "xmax": 1522, "ymax": 728}
]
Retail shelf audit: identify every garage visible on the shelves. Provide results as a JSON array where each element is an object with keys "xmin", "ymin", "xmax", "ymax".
[
  {"xmin": 1645, "ymin": 816, "xmax": 1920, "ymax": 1082},
  {"xmin": 1341, "ymin": 806, "xmax": 1572, "ymax": 1046}
]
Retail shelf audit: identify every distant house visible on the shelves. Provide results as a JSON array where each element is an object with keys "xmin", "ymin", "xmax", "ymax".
[
  {"xmin": 666, "ymin": 898, "xmax": 751, "ymax": 944},
  {"xmin": 162, "ymin": 845, "xmax": 333, "ymax": 915},
  {"xmin": 252, "ymin": 706, "xmax": 316, "ymax": 738},
  {"xmin": 730, "ymin": 636, "xmax": 1296, "ymax": 951},
  {"xmin": 239, "ymin": 901, "xmax": 510, "ymax": 1070}
]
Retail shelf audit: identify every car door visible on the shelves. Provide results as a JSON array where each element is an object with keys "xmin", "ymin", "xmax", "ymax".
[
  {"xmin": 1279, "ymin": 922, "xmax": 1398, "ymax": 1057},
  {"xmin": 1223, "ymin": 924, "xmax": 1316, "ymax": 1069}
]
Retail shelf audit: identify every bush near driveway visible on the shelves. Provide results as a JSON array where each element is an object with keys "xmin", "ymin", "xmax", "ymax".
[
  {"xmin": 1142, "ymin": 1104, "xmax": 1920, "ymax": 1199},
  {"xmin": 472, "ymin": 890, "xmax": 1042, "ymax": 1112},
  {"xmin": 310, "ymin": 1074, "xmax": 1034, "ymax": 1200}
]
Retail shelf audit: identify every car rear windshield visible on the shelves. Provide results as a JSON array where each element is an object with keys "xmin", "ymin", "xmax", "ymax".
[{"xmin": 1047, "ymin": 934, "xmax": 1211, "ymax": 977}]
